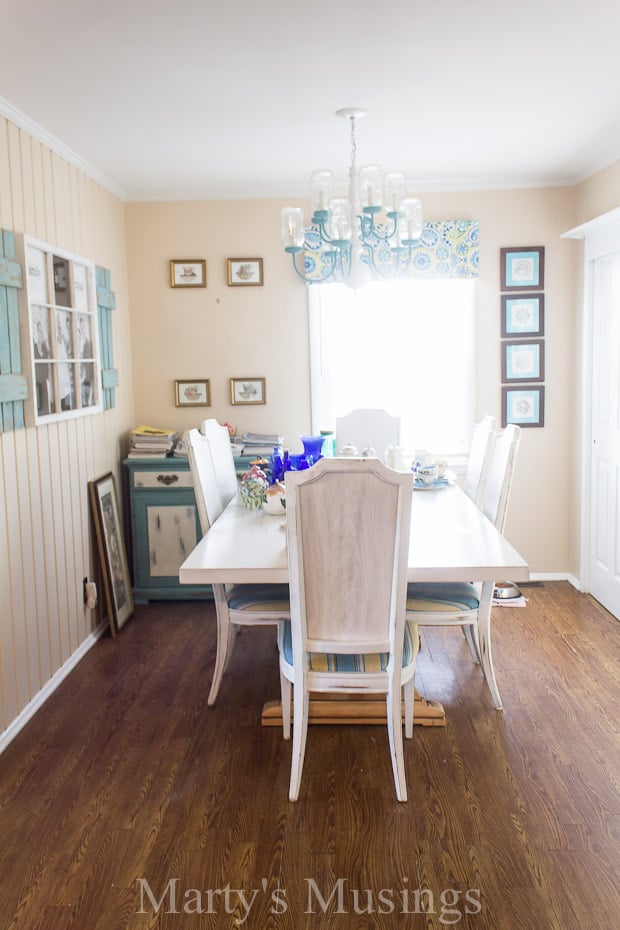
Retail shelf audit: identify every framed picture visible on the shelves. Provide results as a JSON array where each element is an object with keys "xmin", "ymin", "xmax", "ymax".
[
  {"xmin": 88, "ymin": 473, "xmax": 134, "ymax": 635},
  {"xmin": 170, "ymin": 259, "xmax": 206, "ymax": 288},
  {"xmin": 230, "ymin": 377, "xmax": 266, "ymax": 405},
  {"xmin": 501, "ymin": 293, "xmax": 545, "ymax": 337},
  {"xmin": 227, "ymin": 258, "xmax": 263, "ymax": 287},
  {"xmin": 502, "ymin": 339, "xmax": 545, "ymax": 383},
  {"xmin": 500, "ymin": 247, "xmax": 545, "ymax": 291},
  {"xmin": 502, "ymin": 385, "xmax": 545, "ymax": 428},
  {"xmin": 174, "ymin": 379, "xmax": 211, "ymax": 406}
]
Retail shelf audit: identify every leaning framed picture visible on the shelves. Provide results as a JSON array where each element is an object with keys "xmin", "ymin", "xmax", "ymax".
[
  {"xmin": 227, "ymin": 258, "xmax": 264, "ymax": 286},
  {"xmin": 170, "ymin": 259, "xmax": 206, "ymax": 288},
  {"xmin": 501, "ymin": 293, "xmax": 545, "ymax": 337},
  {"xmin": 502, "ymin": 385, "xmax": 545, "ymax": 428},
  {"xmin": 501, "ymin": 339, "xmax": 545, "ymax": 383},
  {"xmin": 230, "ymin": 377, "xmax": 266, "ymax": 405},
  {"xmin": 500, "ymin": 247, "xmax": 545, "ymax": 291},
  {"xmin": 88, "ymin": 472, "xmax": 134, "ymax": 635},
  {"xmin": 174, "ymin": 379, "xmax": 211, "ymax": 406}
]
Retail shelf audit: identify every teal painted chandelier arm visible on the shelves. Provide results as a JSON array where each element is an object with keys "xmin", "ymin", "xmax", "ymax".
[
  {"xmin": 363, "ymin": 242, "xmax": 414, "ymax": 279},
  {"xmin": 311, "ymin": 211, "xmax": 340, "ymax": 246},
  {"xmin": 285, "ymin": 246, "xmax": 339, "ymax": 283},
  {"xmin": 359, "ymin": 209, "xmax": 399, "ymax": 244}
]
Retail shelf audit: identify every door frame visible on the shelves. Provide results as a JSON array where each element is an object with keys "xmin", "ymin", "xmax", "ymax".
[{"xmin": 563, "ymin": 206, "xmax": 620, "ymax": 594}]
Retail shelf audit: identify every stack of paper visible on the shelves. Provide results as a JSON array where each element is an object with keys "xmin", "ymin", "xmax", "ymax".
[
  {"xmin": 128, "ymin": 425, "xmax": 177, "ymax": 458},
  {"xmin": 240, "ymin": 431, "xmax": 283, "ymax": 456}
]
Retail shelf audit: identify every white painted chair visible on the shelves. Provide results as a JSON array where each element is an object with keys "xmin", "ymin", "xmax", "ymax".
[
  {"xmin": 462, "ymin": 415, "xmax": 497, "ymax": 507},
  {"xmin": 200, "ymin": 418, "xmax": 239, "ymax": 507},
  {"xmin": 335, "ymin": 408, "xmax": 401, "ymax": 461},
  {"xmin": 277, "ymin": 457, "xmax": 418, "ymax": 801},
  {"xmin": 185, "ymin": 428, "xmax": 290, "ymax": 706},
  {"xmin": 405, "ymin": 425, "xmax": 521, "ymax": 710}
]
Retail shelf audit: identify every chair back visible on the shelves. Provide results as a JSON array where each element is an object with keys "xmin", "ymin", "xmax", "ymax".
[
  {"xmin": 463, "ymin": 415, "xmax": 496, "ymax": 506},
  {"xmin": 285, "ymin": 457, "xmax": 412, "ymax": 658},
  {"xmin": 482, "ymin": 424, "xmax": 521, "ymax": 531},
  {"xmin": 335, "ymin": 408, "xmax": 401, "ymax": 461},
  {"xmin": 201, "ymin": 418, "xmax": 239, "ymax": 508},
  {"xmin": 185, "ymin": 427, "xmax": 223, "ymax": 533}
]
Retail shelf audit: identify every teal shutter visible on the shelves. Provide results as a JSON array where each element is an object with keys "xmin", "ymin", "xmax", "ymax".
[
  {"xmin": 0, "ymin": 230, "xmax": 26, "ymax": 431},
  {"xmin": 96, "ymin": 266, "xmax": 118, "ymax": 410}
]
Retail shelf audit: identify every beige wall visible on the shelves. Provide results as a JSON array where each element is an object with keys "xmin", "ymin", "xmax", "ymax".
[
  {"xmin": 125, "ymin": 188, "xmax": 578, "ymax": 574},
  {"xmin": 0, "ymin": 117, "xmax": 134, "ymax": 741}
]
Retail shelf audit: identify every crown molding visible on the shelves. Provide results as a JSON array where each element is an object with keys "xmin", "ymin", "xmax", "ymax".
[{"xmin": 0, "ymin": 96, "xmax": 127, "ymax": 201}]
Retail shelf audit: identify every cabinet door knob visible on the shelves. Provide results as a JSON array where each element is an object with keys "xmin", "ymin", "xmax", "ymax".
[{"xmin": 157, "ymin": 473, "xmax": 179, "ymax": 485}]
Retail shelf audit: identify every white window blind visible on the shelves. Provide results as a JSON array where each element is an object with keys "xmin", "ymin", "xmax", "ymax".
[{"xmin": 308, "ymin": 279, "xmax": 476, "ymax": 456}]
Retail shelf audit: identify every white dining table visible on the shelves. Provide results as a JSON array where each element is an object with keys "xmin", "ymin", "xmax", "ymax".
[{"xmin": 179, "ymin": 482, "xmax": 529, "ymax": 726}]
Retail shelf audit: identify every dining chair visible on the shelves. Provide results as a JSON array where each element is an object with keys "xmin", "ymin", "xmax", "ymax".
[
  {"xmin": 405, "ymin": 424, "xmax": 521, "ymax": 710},
  {"xmin": 185, "ymin": 428, "xmax": 290, "ymax": 706},
  {"xmin": 277, "ymin": 457, "xmax": 418, "ymax": 801},
  {"xmin": 200, "ymin": 417, "xmax": 239, "ymax": 507},
  {"xmin": 335, "ymin": 408, "xmax": 401, "ymax": 460},
  {"xmin": 462, "ymin": 415, "xmax": 497, "ymax": 507}
]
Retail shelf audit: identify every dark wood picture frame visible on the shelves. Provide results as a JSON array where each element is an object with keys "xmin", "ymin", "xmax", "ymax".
[
  {"xmin": 88, "ymin": 472, "xmax": 134, "ymax": 635},
  {"xmin": 502, "ymin": 385, "xmax": 545, "ymax": 428},
  {"xmin": 501, "ymin": 293, "xmax": 545, "ymax": 337},
  {"xmin": 500, "ymin": 246, "xmax": 545, "ymax": 291},
  {"xmin": 501, "ymin": 339, "xmax": 545, "ymax": 383}
]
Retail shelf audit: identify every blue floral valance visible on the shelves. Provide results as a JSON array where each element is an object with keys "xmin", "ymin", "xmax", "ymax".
[{"xmin": 303, "ymin": 219, "xmax": 479, "ymax": 282}]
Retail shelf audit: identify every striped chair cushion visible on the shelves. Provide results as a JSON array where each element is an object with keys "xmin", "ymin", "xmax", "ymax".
[
  {"xmin": 281, "ymin": 620, "xmax": 419, "ymax": 671},
  {"xmin": 227, "ymin": 584, "xmax": 290, "ymax": 612},
  {"xmin": 406, "ymin": 582, "xmax": 479, "ymax": 612}
]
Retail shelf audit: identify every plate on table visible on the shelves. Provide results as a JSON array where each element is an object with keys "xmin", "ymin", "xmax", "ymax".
[{"xmin": 413, "ymin": 476, "xmax": 451, "ymax": 491}]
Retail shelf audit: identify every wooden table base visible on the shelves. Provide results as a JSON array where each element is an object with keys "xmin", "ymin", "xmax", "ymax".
[{"xmin": 261, "ymin": 690, "xmax": 446, "ymax": 728}]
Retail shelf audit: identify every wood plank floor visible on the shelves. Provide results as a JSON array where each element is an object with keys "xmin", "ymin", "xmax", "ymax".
[{"xmin": 0, "ymin": 582, "xmax": 618, "ymax": 929}]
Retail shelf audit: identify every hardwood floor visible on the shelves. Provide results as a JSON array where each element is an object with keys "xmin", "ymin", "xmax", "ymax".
[{"xmin": 0, "ymin": 582, "xmax": 618, "ymax": 929}]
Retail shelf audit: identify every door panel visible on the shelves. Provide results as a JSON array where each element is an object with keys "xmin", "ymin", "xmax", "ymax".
[{"xmin": 590, "ymin": 252, "xmax": 620, "ymax": 617}]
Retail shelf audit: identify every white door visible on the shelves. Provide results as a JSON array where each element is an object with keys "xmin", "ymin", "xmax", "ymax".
[{"xmin": 589, "ymin": 250, "xmax": 620, "ymax": 617}]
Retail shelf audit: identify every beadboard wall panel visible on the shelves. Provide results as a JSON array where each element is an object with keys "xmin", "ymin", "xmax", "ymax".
[{"xmin": 0, "ymin": 115, "xmax": 134, "ymax": 739}]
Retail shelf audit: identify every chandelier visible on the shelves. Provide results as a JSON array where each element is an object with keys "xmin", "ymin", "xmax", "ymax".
[{"xmin": 280, "ymin": 108, "xmax": 423, "ymax": 288}]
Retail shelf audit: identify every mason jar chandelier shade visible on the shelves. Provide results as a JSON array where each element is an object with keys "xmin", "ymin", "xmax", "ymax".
[{"xmin": 281, "ymin": 108, "xmax": 423, "ymax": 287}]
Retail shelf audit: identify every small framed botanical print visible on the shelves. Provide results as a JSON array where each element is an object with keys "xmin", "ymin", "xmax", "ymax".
[
  {"xmin": 170, "ymin": 259, "xmax": 206, "ymax": 288},
  {"xmin": 501, "ymin": 293, "xmax": 545, "ymax": 337},
  {"xmin": 502, "ymin": 385, "xmax": 545, "ymax": 428},
  {"xmin": 502, "ymin": 339, "xmax": 545, "ymax": 383},
  {"xmin": 500, "ymin": 247, "xmax": 544, "ymax": 291},
  {"xmin": 230, "ymin": 377, "xmax": 266, "ymax": 405},
  {"xmin": 174, "ymin": 379, "xmax": 211, "ymax": 406},
  {"xmin": 227, "ymin": 258, "xmax": 263, "ymax": 286}
]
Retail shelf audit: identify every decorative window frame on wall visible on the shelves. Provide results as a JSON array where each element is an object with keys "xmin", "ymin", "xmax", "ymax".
[
  {"xmin": 0, "ymin": 229, "xmax": 27, "ymax": 432},
  {"xmin": 18, "ymin": 235, "xmax": 104, "ymax": 425},
  {"xmin": 96, "ymin": 266, "xmax": 118, "ymax": 410}
]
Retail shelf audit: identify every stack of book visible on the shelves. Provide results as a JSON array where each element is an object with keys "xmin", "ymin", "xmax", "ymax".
[
  {"xmin": 128, "ymin": 425, "xmax": 177, "ymax": 459},
  {"xmin": 240, "ymin": 431, "xmax": 283, "ymax": 457}
]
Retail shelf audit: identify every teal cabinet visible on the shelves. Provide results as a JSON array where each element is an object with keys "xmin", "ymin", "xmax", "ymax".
[{"xmin": 124, "ymin": 457, "xmax": 211, "ymax": 602}]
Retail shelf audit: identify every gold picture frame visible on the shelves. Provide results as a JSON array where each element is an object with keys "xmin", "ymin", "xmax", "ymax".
[
  {"xmin": 227, "ymin": 258, "xmax": 263, "ymax": 287},
  {"xmin": 230, "ymin": 377, "xmax": 266, "ymax": 405},
  {"xmin": 170, "ymin": 259, "xmax": 207, "ymax": 288},
  {"xmin": 174, "ymin": 379, "xmax": 211, "ymax": 407},
  {"xmin": 88, "ymin": 472, "xmax": 134, "ymax": 636}
]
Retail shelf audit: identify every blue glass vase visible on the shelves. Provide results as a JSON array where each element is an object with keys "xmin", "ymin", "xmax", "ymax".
[{"xmin": 300, "ymin": 435, "xmax": 325, "ymax": 465}]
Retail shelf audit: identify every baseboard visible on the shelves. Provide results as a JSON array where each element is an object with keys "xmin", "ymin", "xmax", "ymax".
[
  {"xmin": 528, "ymin": 572, "xmax": 584, "ymax": 591},
  {"xmin": 0, "ymin": 621, "xmax": 108, "ymax": 755}
]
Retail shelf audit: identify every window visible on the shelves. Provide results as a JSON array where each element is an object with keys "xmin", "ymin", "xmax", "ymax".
[
  {"xmin": 23, "ymin": 237, "xmax": 101, "ymax": 423},
  {"xmin": 308, "ymin": 279, "xmax": 476, "ymax": 457}
]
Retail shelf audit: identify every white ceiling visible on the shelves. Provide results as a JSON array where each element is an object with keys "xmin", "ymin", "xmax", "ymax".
[{"xmin": 1, "ymin": 0, "xmax": 619, "ymax": 201}]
